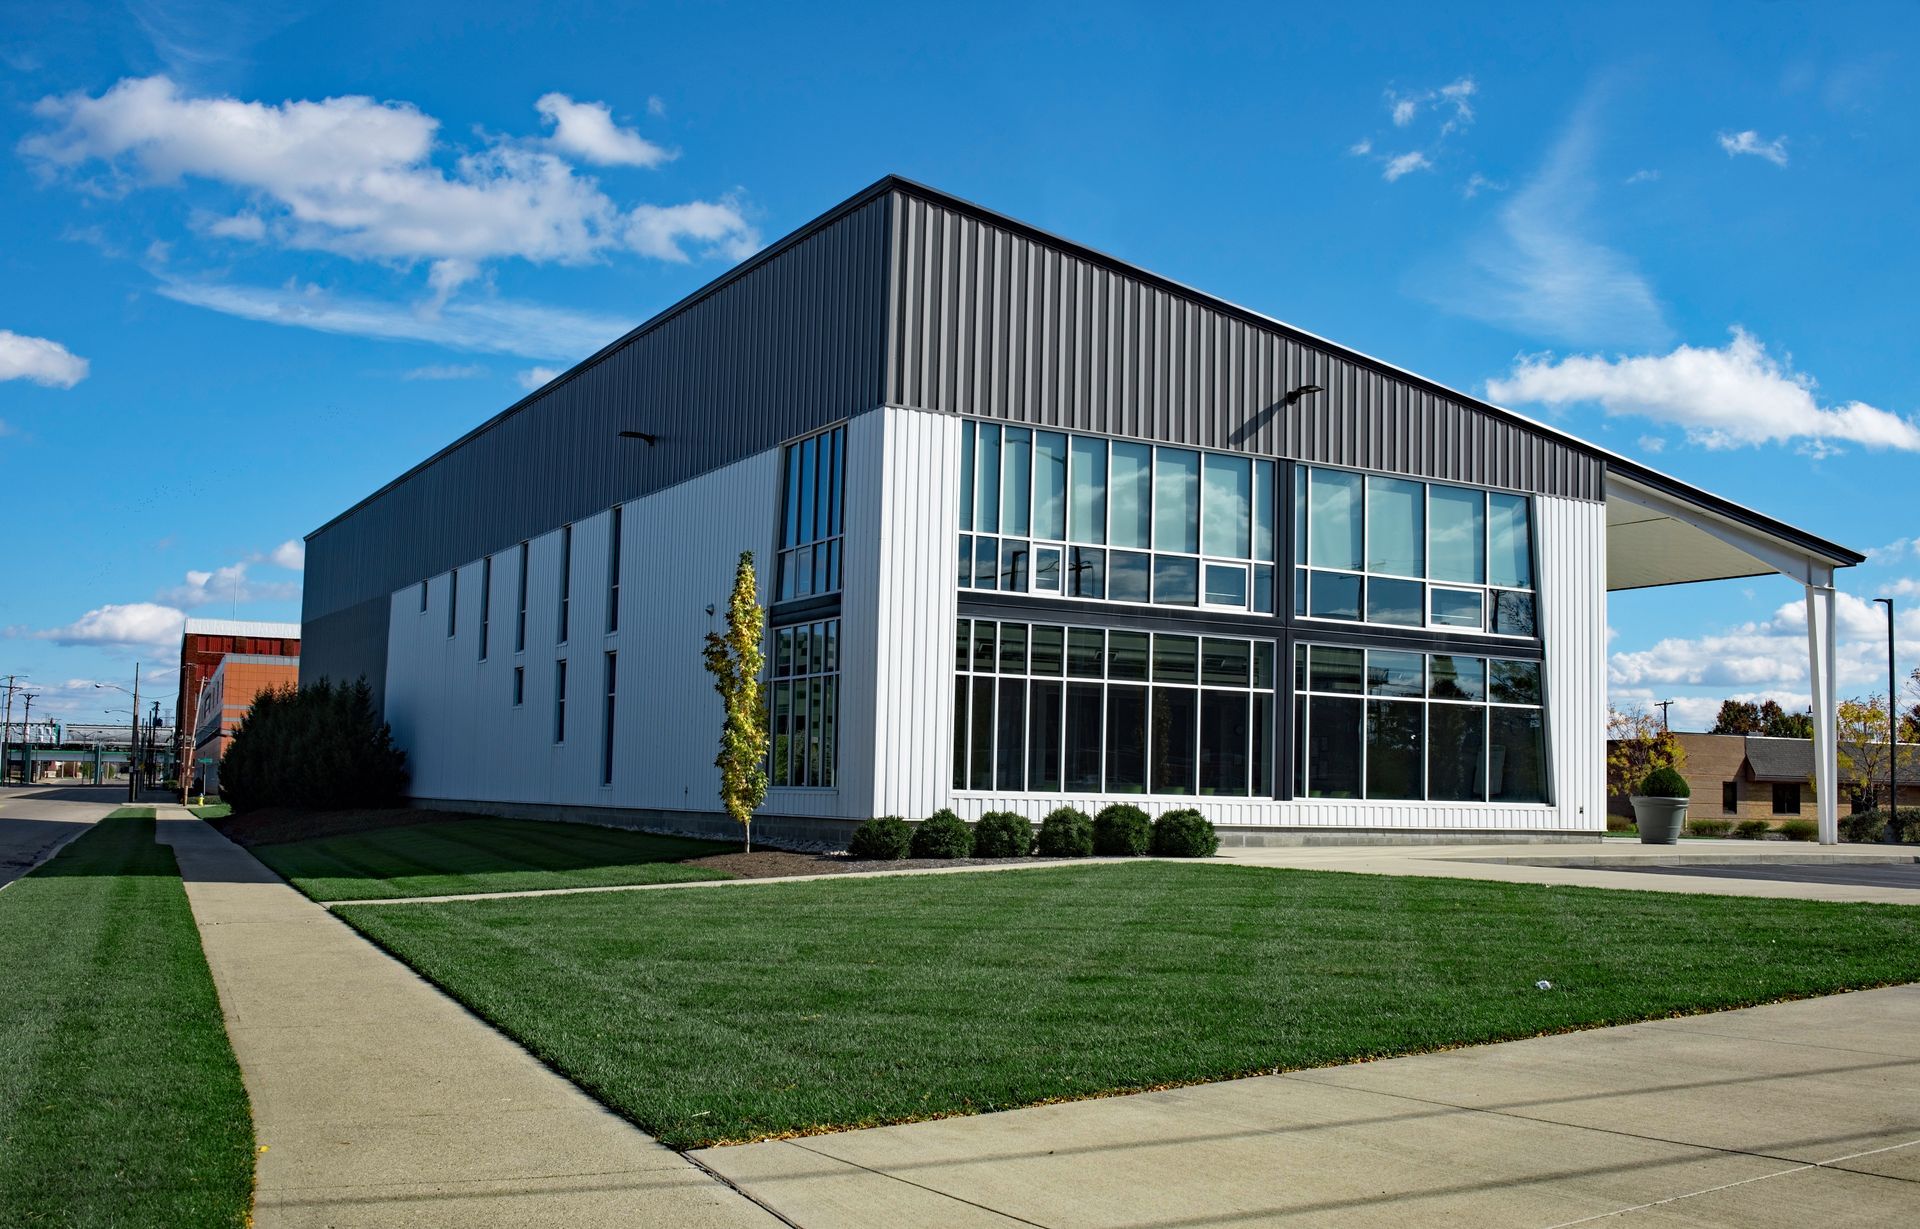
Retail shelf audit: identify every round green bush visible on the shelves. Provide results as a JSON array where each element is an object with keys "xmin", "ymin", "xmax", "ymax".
[
  {"xmin": 1734, "ymin": 819, "xmax": 1773, "ymax": 840},
  {"xmin": 910, "ymin": 809, "xmax": 974, "ymax": 859},
  {"xmin": 972, "ymin": 811, "xmax": 1033, "ymax": 857},
  {"xmin": 1779, "ymin": 817, "xmax": 1818, "ymax": 842},
  {"xmin": 846, "ymin": 816, "xmax": 912, "ymax": 860},
  {"xmin": 1092, "ymin": 803, "xmax": 1152, "ymax": 856},
  {"xmin": 1638, "ymin": 765, "xmax": 1690, "ymax": 798},
  {"xmin": 1035, "ymin": 806, "xmax": 1094, "ymax": 857},
  {"xmin": 1150, "ymin": 808, "xmax": 1219, "ymax": 857}
]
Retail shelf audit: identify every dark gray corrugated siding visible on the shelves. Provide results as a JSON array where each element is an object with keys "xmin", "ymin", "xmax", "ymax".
[
  {"xmin": 301, "ymin": 194, "xmax": 892, "ymax": 692},
  {"xmin": 884, "ymin": 192, "xmax": 1603, "ymax": 500}
]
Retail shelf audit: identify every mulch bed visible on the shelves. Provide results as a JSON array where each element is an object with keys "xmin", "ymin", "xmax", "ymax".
[{"xmin": 681, "ymin": 850, "xmax": 1074, "ymax": 879}]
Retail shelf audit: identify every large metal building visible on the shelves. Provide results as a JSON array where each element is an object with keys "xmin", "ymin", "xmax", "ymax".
[{"xmin": 303, "ymin": 176, "xmax": 1864, "ymax": 845}]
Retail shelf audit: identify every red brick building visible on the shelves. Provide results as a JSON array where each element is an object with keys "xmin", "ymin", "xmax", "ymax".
[{"xmin": 176, "ymin": 618, "xmax": 301, "ymax": 765}]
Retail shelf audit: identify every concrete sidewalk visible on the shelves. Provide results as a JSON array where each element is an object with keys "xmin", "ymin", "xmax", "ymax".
[
  {"xmin": 155, "ymin": 811, "xmax": 780, "ymax": 1228},
  {"xmin": 696, "ymin": 984, "xmax": 1920, "ymax": 1227}
]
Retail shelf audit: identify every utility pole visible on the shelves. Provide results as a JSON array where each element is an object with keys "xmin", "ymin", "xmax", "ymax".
[
  {"xmin": 181, "ymin": 677, "xmax": 201, "ymax": 806},
  {"xmin": 19, "ymin": 693, "xmax": 36, "ymax": 785},
  {"xmin": 1873, "ymin": 597, "xmax": 1896, "ymax": 840},
  {"xmin": 0, "ymin": 673, "xmax": 22, "ymax": 786},
  {"xmin": 127, "ymin": 662, "xmax": 141, "ymax": 804},
  {"xmin": 1656, "ymin": 699, "xmax": 1675, "ymax": 732},
  {"xmin": 147, "ymin": 699, "xmax": 160, "ymax": 788}
]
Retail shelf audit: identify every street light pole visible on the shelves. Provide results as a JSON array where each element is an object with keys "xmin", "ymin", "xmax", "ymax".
[
  {"xmin": 1872, "ymin": 597, "xmax": 1896, "ymax": 841},
  {"xmin": 19, "ymin": 693, "xmax": 36, "ymax": 785},
  {"xmin": 127, "ymin": 662, "xmax": 141, "ymax": 803}
]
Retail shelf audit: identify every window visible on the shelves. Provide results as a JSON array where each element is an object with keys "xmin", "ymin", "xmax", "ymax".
[
  {"xmin": 607, "ymin": 506, "xmax": 622, "ymax": 634},
  {"xmin": 601, "ymin": 652, "xmax": 617, "ymax": 786},
  {"xmin": 960, "ymin": 424, "xmax": 1275, "ymax": 613},
  {"xmin": 770, "ymin": 619, "xmax": 838, "ymax": 788},
  {"xmin": 1296, "ymin": 466, "xmax": 1537, "ymax": 637},
  {"xmin": 1293, "ymin": 643, "xmax": 1547, "ymax": 803},
  {"xmin": 558, "ymin": 524, "xmax": 572, "ymax": 643},
  {"xmin": 777, "ymin": 426, "xmax": 845, "ymax": 601},
  {"xmin": 553, "ymin": 660, "xmax": 567, "ymax": 743},
  {"xmin": 419, "ymin": 580, "xmax": 428, "ymax": 613},
  {"xmin": 479, "ymin": 556, "xmax": 492, "ymax": 660},
  {"xmin": 1722, "ymin": 781, "xmax": 1738, "ymax": 814},
  {"xmin": 512, "ymin": 665, "xmax": 524, "ymax": 706},
  {"xmin": 955, "ymin": 619, "xmax": 1275, "ymax": 797},
  {"xmin": 515, "ymin": 541, "xmax": 529, "ymax": 652},
  {"xmin": 1772, "ymin": 782, "xmax": 1801, "ymax": 815},
  {"xmin": 447, "ymin": 568, "xmax": 458, "ymax": 638}
]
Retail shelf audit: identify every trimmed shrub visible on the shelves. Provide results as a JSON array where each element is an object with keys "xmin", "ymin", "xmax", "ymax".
[
  {"xmin": 1605, "ymin": 810, "xmax": 1638, "ymax": 833},
  {"xmin": 1150, "ymin": 808, "xmax": 1220, "ymax": 857},
  {"xmin": 1639, "ymin": 765, "xmax": 1690, "ymax": 798},
  {"xmin": 972, "ymin": 811, "xmax": 1034, "ymax": 858},
  {"xmin": 847, "ymin": 816, "xmax": 912, "ymax": 860},
  {"xmin": 1092, "ymin": 804, "xmax": 1152, "ymax": 856},
  {"xmin": 1779, "ymin": 818, "xmax": 1818, "ymax": 842},
  {"xmin": 220, "ymin": 677, "xmax": 408, "ymax": 813},
  {"xmin": 1735, "ymin": 819, "xmax": 1773, "ymax": 840},
  {"xmin": 1840, "ymin": 812, "xmax": 1886, "ymax": 843},
  {"xmin": 910, "ymin": 809, "xmax": 974, "ymax": 859},
  {"xmin": 1035, "ymin": 807, "xmax": 1095, "ymax": 857},
  {"xmin": 1687, "ymin": 818, "xmax": 1732, "ymax": 838}
]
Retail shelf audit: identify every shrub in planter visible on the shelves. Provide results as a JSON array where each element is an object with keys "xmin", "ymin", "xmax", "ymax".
[
  {"xmin": 972, "ymin": 811, "xmax": 1033, "ymax": 857},
  {"xmin": 1150, "ymin": 808, "xmax": 1219, "ymax": 857},
  {"xmin": 1735, "ymin": 819, "xmax": 1773, "ymax": 840},
  {"xmin": 1639, "ymin": 765, "xmax": 1690, "ymax": 798},
  {"xmin": 1779, "ymin": 818, "xmax": 1818, "ymax": 842},
  {"xmin": 1035, "ymin": 807, "xmax": 1095, "ymax": 857},
  {"xmin": 1092, "ymin": 804, "xmax": 1152, "ymax": 856},
  {"xmin": 1687, "ymin": 818, "xmax": 1732, "ymax": 838},
  {"xmin": 847, "ymin": 816, "xmax": 912, "ymax": 860},
  {"xmin": 910, "ymin": 809, "xmax": 974, "ymax": 859}
]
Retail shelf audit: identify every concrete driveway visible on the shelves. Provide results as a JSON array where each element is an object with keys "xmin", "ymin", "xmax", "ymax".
[{"xmin": 0, "ymin": 783, "xmax": 123, "ymax": 888}]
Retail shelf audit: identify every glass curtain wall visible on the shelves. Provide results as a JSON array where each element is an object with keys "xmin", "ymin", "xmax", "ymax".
[
  {"xmin": 770, "ymin": 619, "xmax": 838, "ymax": 788},
  {"xmin": 953, "ymin": 618, "xmax": 1277, "ymax": 797},
  {"xmin": 1294, "ymin": 465, "xmax": 1537, "ymax": 637},
  {"xmin": 777, "ymin": 426, "xmax": 846, "ymax": 602},
  {"xmin": 1292, "ymin": 643, "xmax": 1547, "ymax": 803},
  {"xmin": 959, "ymin": 423, "xmax": 1277, "ymax": 613}
]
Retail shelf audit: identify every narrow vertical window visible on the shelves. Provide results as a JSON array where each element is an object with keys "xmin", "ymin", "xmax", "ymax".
[
  {"xmin": 558, "ymin": 524, "xmax": 572, "ymax": 643},
  {"xmin": 479, "ymin": 556, "xmax": 492, "ymax": 660},
  {"xmin": 554, "ymin": 659, "xmax": 567, "ymax": 743},
  {"xmin": 607, "ymin": 506, "xmax": 622, "ymax": 634},
  {"xmin": 776, "ymin": 428, "xmax": 846, "ymax": 600},
  {"xmin": 419, "ymin": 580, "xmax": 428, "ymax": 613},
  {"xmin": 515, "ymin": 541, "xmax": 529, "ymax": 651},
  {"xmin": 767, "ymin": 618, "xmax": 840, "ymax": 786},
  {"xmin": 601, "ymin": 651, "xmax": 617, "ymax": 785},
  {"xmin": 512, "ymin": 665, "xmax": 524, "ymax": 706},
  {"xmin": 447, "ymin": 569, "xmax": 458, "ymax": 638}
]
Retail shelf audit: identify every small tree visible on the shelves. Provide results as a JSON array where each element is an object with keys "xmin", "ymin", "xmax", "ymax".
[
  {"xmin": 702, "ymin": 551, "xmax": 769, "ymax": 851},
  {"xmin": 1759, "ymin": 699, "xmax": 1813, "ymax": 739},
  {"xmin": 1607, "ymin": 704, "xmax": 1684, "ymax": 797},
  {"xmin": 1836, "ymin": 695, "xmax": 1895, "ymax": 811}
]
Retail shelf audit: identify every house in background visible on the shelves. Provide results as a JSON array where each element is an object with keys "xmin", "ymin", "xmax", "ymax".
[
  {"xmin": 1616, "ymin": 732, "xmax": 1920, "ymax": 825},
  {"xmin": 301, "ymin": 176, "xmax": 1865, "ymax": 847}
]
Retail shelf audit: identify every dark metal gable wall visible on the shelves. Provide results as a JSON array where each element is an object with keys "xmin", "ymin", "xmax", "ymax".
[
  {"xmin": 302, "ymin": 193, "xmax": 892, "ymax": 655},
  {"xmin": 883, "ymin": 190, "xmax": 1603, "ymax": 501}
]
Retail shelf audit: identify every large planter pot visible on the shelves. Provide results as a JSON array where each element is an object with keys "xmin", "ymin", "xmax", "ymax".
[{"xmin": 1631, "ymin": 795, "xmax": 1689, "ymax": 845}]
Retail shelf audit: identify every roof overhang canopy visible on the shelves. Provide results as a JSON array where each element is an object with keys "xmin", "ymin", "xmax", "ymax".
[{"xmin": 1604, "ymin": 470, "xmax": 1859, "ymax": 592}]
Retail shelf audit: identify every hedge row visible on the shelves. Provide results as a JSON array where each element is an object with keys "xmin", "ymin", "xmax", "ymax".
[{"xmin": 845, "ymin": 804, "xmax": 1218, "ymax": 861}]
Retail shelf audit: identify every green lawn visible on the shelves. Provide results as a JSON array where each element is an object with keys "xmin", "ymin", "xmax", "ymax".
[
  {"xmin": 338, "ymin": 861, "xmax": 1920, "ymax": 1149},
  {"xmin": 249, "ymin": 816, "xmax": 733, "ymax": 901},
  {"xmin": 0, "ymin": 817, "xmax": 253, "ymax": 1225},
  {"xmin": 190, "ymin": 802, "xmax": 232, "ymax": 820}
]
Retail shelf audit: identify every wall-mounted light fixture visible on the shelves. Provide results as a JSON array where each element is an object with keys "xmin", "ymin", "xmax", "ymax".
[
  {"xmin": 618, "ymin": 430, "xmax": 658, "ymax": 446},
  {"xmin": 1281, "ymin": 384, "xmax": 1326, "ymax": 407}
]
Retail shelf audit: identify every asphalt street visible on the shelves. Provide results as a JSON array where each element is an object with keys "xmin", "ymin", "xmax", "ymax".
[{"xmin": 0, "ymin": 784, "xmax": 122, "ymax": 888}]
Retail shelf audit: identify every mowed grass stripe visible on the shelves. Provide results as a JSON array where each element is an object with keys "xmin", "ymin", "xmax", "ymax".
[
  {"xmin": 252, "ymin": 816, "xmax": 732, "ymax": 900},
  {"xmin": 337, "ymin": 861, "xmax": 1920, "ymax": 1149},
  {"xmin": 0, "ymin": 817, "xmax": 253, "ymax": 1225}
]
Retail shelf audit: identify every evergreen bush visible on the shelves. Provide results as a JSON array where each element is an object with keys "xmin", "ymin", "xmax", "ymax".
[
  {"xmin": 1035, "ymin": 807, "xmax": 1094, "ymax": 857},
  {"xmin": 219, "ymin": 677, "xmax": 407, "ymax": 813},
  {"xmin": 910, "ymin": 809, "xmax": 974, "ymax": 859},
  {"xmin": 1734, "ymin": 819, "xmax": 1773, "ymax": 840},
  {"xmin": 847, "ymin": 816, "xmax": 912, "ymax": 860},
  {"xmin": 1092, "ymin": 804, "xmax": 1152, "ymax": 856},
  {"xmin": 972, "ymin": 811, "xmax": 1033, "ymax": 857},
  {"xmin": 1779, "ymin": 818, "xmax": 1818, "ymax": 842},
  {"xmin": 1638, "ymin": 765, "xmax": 1690, "ymax": 797},
  {"xmin": 1687, "ymin": 818, "xmax": 1732, "ymax": 837},
  {"xmin": 1150, "ymin": 808, "xmax": 1219, "ymax": 857},
  {"xmin": 1842, "ymin": 807, "xmax": 1920, "ymax": 843}
]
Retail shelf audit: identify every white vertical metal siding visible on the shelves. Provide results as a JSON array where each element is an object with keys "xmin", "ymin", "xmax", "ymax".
[
  {"xmin": 1539, "ymin": 494, "xmax": 1609, "ymax": 832},
  {"xmin": 853, "ymin": 406, "xmax": 961, "ymax": 819}
]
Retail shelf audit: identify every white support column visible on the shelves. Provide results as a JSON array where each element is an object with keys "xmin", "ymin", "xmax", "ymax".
[{"xmin": 1805, "ymin": 582, "xmax": 1840, "ymax": 845}]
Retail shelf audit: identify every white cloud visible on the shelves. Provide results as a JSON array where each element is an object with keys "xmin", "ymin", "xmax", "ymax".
[
  {"xmin": 1391, "ymin": 99, "xmax": 1419, "ymax": 127},
  {"xmin": 518, "ymin": 366, "xmax": 562, "ymax": 390},
  {"xmin": 402, "ymin": 363, "xmax": 488, "ymax": 380},
  {"xmin": 1348, "ymin": 138, "xmax": 1373, "ymax": 156},
  {"xmin": 264, "ymin": 540, "xmax": 305, "ymax": 571},
  {"xmin": 1462, "ymin": 172, "xmax": 1503, "ymax": 199},
  {"xmin": 536, "ymin": 93, "xmax": 671, "ymax": 168},
  {"xmin": 1883, "ymin": 577, "xmax": 1920, "ymax": 599},
  {"xmin": 157, "ymin": 560, "xmax": 299, "ymax": 608},
  {"xmin": 1635, "ymin": 433, "xmax": 1666, "ymax": 453},
  {"xmin": 1382, "ymin": 151, "xmax": 1432, "ymax": 182},
  {"xmin": 1487, "ymin": 327, "xmax": 1920, "ymax": 453},
  {"xmin": 1423, "ymin": 99, "xmax": 1667, "ymax": 347},
  {"xmin": 21, "ymin": 76, "xmax": 757, "ymax": 281},
  {"xmin": 155, "ymin": 274, "xmax": 634, "ymax": 362},
  {"xmin": 627, "ymin": 198, "xmax": 761, "ymax": 262},
  {"xmin": 1624, "ymin": 168, "xmax": 1659, "ymax": 185},
  {"xmin": 200, "ymin": 211, "xmax": 266, "ymax": 240},
  {"xmin": 14, "ymin": 602, "xmax": 187, "ymax": 650},
  {"xmin": 1386, "ymin": 76, "xmax": 1476, "ymax": 132},
  {"xmin": 1718, "ymin": 130, "xmax": 1789, "ymax": 167},
  {"xmin": 0, "ymin": 329, "xmax": 89, "ymax": 387}
]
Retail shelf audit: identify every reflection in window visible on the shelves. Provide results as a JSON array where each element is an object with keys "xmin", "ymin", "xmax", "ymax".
[
  {"xmin": 777, "ymin": 427, "xmax": 846, "ymax": 602},
  {"xmin": 770, "ymin": 619, "xmax": 839, "ymax": 789}
]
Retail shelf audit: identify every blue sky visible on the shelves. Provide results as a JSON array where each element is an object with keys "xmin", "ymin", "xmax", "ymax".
[{"xmin": 3, "ymin": 0, "xmax": 1916, "ymax": 730}]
